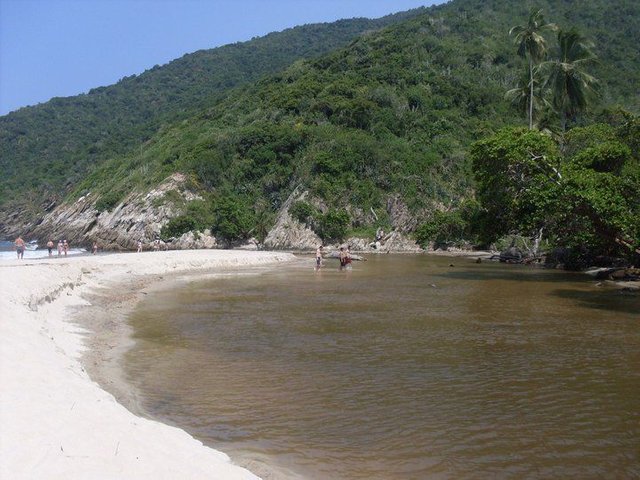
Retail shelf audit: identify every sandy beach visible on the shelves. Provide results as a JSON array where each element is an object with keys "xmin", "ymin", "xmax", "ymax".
[{"xmin": 0, "ymin": 249, "xmax": 296, "ymax": 480}]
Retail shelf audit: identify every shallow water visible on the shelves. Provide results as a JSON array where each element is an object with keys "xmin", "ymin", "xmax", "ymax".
[{"xmin": 124, "ymin": 255, "xmax": 640, "ymax": 479}]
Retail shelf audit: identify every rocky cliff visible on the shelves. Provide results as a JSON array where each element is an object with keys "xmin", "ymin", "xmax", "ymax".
[
  {"xmin": 14, "ymin": 174, "xmax": 422, "ymax": 253},
  {"xmin": 24, "ymin": 174, "xmax": 190, "ymax": 250}
]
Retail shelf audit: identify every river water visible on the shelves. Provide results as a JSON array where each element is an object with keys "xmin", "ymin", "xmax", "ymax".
[{"xmin": 124, "ymin": 255, "xmax": 639, "ymax": 479}]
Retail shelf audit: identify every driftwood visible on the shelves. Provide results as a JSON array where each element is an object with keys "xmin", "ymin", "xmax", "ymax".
[
  {"xmin": 586, "ymin": 267, "xmax": 640, "ymax": 281},
  {"xmin": 324, "ymin": 252, "xmax": 366, "ymax": 261}
]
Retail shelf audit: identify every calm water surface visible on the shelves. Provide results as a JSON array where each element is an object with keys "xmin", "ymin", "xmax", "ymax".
[{"xmin": 125, "ymin": 255, "xmax": 639, "ymax": 479}]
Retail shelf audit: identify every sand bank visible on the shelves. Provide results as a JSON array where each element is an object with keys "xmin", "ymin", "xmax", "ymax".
[{"xmin": 0, "ymin": 249, "xmax": 296, "ymax": 479}]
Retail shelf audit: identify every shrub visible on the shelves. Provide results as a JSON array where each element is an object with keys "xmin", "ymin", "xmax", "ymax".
[
  {"xmin": 289, "ymin": 200, "xmax": 318, "ymax": 226},
  {"xmin": 161, "ymin": 215, "xmax": 198, "ymax": 239},
  {"xmin": 95, "ymin": 190, "xmax": 124, "ymax": 212},
  {"xmin": 415, "ymin": 210, "xmax": 467, "ymax": 249},
  {"xmin": 211, "ymin": 197, "xmax": 254, "ymax": 242},
  {"xmin": 318, "ymin": 209, "xmax": 350, "ymax": 241}
]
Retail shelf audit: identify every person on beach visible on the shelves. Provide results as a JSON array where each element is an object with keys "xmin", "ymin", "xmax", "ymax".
[
  {"xmin": 46, "ymin": 239, "xmax": 54, "ymax": 256},
  {"xmin": 14, "ymin": 236, "xmax": 26, "ymax": 259},
  {"xmin": 315, "ymin": 245, "xmax": 324, "ymax": 270},
  {"xmin": 63, "ymin": 240, "xmax": 69, "ymax": 256},
  {"xmin": 57, "ymin": 240, "xmax": 63, "ymax": 256},
  {"xmin": 137, "ymin": 240, "xmax": 143, "ymax": 253},
  {"xmin": 92, "ymin": 242, "xmax": 98, "ymax": 255}
]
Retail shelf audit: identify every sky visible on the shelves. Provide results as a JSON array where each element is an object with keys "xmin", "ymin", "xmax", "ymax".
[{"xmin": 0, "ymin": 0, "xmax": 445, "ymax": 115}]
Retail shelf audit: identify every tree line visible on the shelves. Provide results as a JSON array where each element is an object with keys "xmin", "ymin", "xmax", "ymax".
[{"xmin": 421, "ymin": 8, "xmax": 639, "ymax": 268}]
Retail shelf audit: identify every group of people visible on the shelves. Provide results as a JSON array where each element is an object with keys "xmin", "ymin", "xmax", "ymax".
[
  {"xmin": 137, "ymin": 239, "xmax": 162, "ymax": 253},
  {"xmin": 13, "ymin": 236, "xmax": 95, "ymax": 259},
  {"xmin": 13, "ymin": 236, "xmax": 68, "ymax": 259},
  {"xmin": 48, "ymin": 239, "xmax": 69, "ymax": 257},
  {"xmin": 13, "ymin": 236, "xmax": 69, "ymax": 259},
  {"xmin": 315, "ymin": 244, "xmax": 353, "ymax": 271},
  {"xmin": 13, "ymin": 234, "xmax": 157, "ymax": 259}
]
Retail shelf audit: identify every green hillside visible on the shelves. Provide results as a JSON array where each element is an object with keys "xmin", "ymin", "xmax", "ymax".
[
  {"xmin": 0, "ymin": 8, "xmax": 424, "ymax": 221},
  {"xmin": 68, "ymin": 0, "xmax": 639, "ymax": 240},
  {"xmin": 1, "ymin": 0, "xmax": 639, "ymax": 251}
]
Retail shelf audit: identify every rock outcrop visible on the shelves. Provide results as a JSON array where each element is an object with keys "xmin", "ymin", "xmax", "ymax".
[
  {"xmin": 26, "ymin": 173, "xmax": 196, "ymax": 250},
  {"xmin": 167, "ymin": 229, "xmax": 217, "ymax": 250},
  {"xmin": 17, "ymin": 176, "xmax": 423, "ymax": 253},
  {"xmin": 387, "ymin": 194, "xmax": 419, "ymax": 233},
  {"xmin": 263, "ymin": 188, "xmax": 322, "ymax": 251},
  {"xmin": 264, "ymin": 188, "xmax": 421, "ymax": 252}
]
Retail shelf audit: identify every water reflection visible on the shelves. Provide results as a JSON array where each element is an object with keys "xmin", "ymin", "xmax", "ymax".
[{"xmin": 125, "ymin": 255, "xmax": 640, "ymax": 480}]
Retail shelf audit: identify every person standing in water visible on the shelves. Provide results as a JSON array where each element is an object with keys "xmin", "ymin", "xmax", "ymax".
[
  {"xmin": 57, "ymin": 240, "xmax": 63, "ymax": 256},
  {"xmin": 92, "ymin": 242, "xmax": 98, "ymax": 255},
  {"xmin": 63, "ymin": 240, "xmax": 69, "ymax": 256},
  {"xmin": 46, "ymin": 239, "xmax": 54, "ymax": 257},
  {"xmin": 339, "ymin": 247, "xmax": 347, "ymax": 270},
  {"xmin": 14, "ymin": 236, "xmax": 26, "ymax": 259},
  {"xmin": 315, "ymin": 245, "xmax": 324, "ymax": 270},
  {"xmin": 137, "ymin": 240, "xmax": 143, "ymax": 253},
  {"xmin": 345, "ymin": 245, "xmax": 353, "ymax": 269}
]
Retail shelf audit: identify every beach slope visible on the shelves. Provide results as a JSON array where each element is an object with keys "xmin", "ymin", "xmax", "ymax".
[{"xmin": 0, "ymin": 250, "xmax": 295, "ymax": 479}]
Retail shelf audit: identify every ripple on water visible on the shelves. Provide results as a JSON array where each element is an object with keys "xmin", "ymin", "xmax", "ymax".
[{"xmin": 125, "ymin": 255, "xmax": 640, "ymax": 480}]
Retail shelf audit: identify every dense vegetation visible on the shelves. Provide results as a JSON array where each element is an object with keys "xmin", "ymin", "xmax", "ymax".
[
  {"xmin": 0, "ymin": 8, "xmax": 424, "ymax": 219},
  {"xmin": 1, "ymin": 0, "xmax": 639, "ymax": 263},
  {"xmin": 471, "ymin": 114, "xmax": 640, "ymax": 267}
]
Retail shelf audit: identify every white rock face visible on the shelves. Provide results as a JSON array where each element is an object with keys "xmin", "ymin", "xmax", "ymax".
[
  {"xmin": 30, "ymin": 174, "xmax": 194, "ymax": 250},
  {"xmin": 23, "ymin": 175, "xmax": 422, "ymax": 252},
  {"xmin": 263, "ymin": 188, "xmax": 322, "ymax": 251},
  {"xmin": 169, "ymin": 229, "xmax": 217, "ymax": 250},
  {"xmin": 264, "ymin": 215, "xmax": 323, "ymax": 250},
  {"xmin": 387, "ymin": 194, "xmax": 419, "ymax": 233}
]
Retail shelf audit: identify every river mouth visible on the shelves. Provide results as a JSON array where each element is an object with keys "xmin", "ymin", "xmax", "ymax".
[{"xmin": 123, "ymin": 254, "xmax": 640, "ymax": 479}]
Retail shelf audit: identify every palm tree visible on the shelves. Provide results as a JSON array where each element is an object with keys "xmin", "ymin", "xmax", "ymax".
[
  {"xmin": 505, "ymin": 66, "xmax": 549, "ymax": 127},
  {"xmin": 509, "ymin": 9, "xmax": 556, "ymax": 129},
  {"xmin": 544, "ymin": 28, "xmax": 599, "ymax": 132}
]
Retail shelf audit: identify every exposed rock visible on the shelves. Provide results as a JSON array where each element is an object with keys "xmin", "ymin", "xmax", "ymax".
[
  {"xmin": 167, "ymin": 229, "xmax": 217, "ymax": 250},
  {"xmin": 500, "ymin": 246, "xmax": 523, "ymax": 262},
  {"xmin": 263, "ymin": 189, "xmax": 423, "ymax": 252},
  {"xmin": 263, "ymin": 187, "xmax": 322, "ymax": 250},
  {"xmin": 342, "ymin": 237, "xmax": 371, "ymax": 251},
  {"xmin": 589, "ymin": 267, "xmax": 640, "ymax": 281},
  {"xmin": 386, "ymin": 195, "xmax": 418, "ymax": 233},
  {"xmin": 26, "ymin": 173, "xmax": 196, "ymax": 250},
  {"xmin": 339, "ymin": 233, "xmax": 421, "ymax": 253},
  {"xmin": 18, "ymin": 177, "xmax": 423, "ymax": 253},
  {"xmin": 377, "ymin": 230, "xmax": 422, "ymax": 253}
]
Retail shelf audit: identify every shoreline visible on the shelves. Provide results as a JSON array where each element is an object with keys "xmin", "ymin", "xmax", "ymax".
[{"xmin": 0, "ymin": 249, "xmax": 296, "ymax": 479}]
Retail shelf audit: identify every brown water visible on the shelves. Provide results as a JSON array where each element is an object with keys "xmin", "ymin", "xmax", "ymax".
[{"xmin": 124, "ymin": 255, "xmax": 640, "ymax": 479}]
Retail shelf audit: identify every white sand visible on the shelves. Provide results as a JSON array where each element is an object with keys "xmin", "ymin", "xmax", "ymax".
[{"xmin": 0, "ymin": 249, "xmax": 296, "ymax": 480}]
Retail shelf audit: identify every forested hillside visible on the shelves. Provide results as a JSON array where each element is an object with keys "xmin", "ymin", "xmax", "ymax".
[
  {"xmin": 0, "ymin": 7, "xmax": 424, "ymax": 219},
  {"xmin": 1, "ymin": 0, "xmax": 639, "ymax": 256}
]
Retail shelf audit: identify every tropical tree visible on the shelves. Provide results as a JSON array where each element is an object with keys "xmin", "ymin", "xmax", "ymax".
[
  {"xmin": 509, "ymin": 9, "xmax": 557, "ymax": 129},
  {"xmin": 544, "ymin": 28, "xmax": 599, "ymax": 132},
  {"xmin": 471, "ymin": 122, "xmax": 640, "ymax": 268},
  {"xmin": 505, "ymin": 67, "xmax": 549, "ymax": 128}
]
